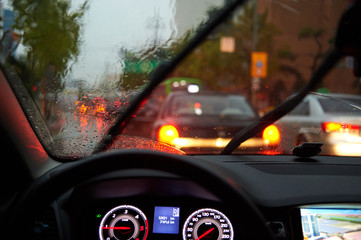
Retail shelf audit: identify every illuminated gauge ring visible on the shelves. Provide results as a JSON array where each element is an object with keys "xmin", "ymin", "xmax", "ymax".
[
  {"xmin": 99, "ymin": 205, "xmax": 149, "ymax": 240},
  {"xmin": 183, "ymin": 208, "xmax": 233, "ymax": 240}
]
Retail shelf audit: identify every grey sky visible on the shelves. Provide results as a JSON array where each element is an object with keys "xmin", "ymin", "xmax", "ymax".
[{"xmin": 71, "ymin": 0, "xmax": 178, "ymax": 84}]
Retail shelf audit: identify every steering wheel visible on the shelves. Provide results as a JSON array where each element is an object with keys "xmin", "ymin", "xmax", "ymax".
[{"xmin": 5, "ymin": 150, "xmax": 274, "ymax": 239}]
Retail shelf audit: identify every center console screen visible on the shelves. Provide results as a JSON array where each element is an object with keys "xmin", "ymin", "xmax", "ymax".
[{"xmin": 300, "ymin": 205, "xmax": 361, "ymax": 240}]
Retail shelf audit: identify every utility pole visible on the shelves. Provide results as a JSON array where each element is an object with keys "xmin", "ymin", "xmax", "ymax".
[
  {"xmin": 253, "ymin": 0, "xmax": 258, "ymax": 51},
  {"xmin": 251, "ymin": 0, "xmax": 259, "ymax": 110}
]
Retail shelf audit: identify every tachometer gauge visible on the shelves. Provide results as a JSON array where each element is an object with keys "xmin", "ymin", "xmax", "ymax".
[
  {"xmin": 183, "ymin": 208, "xmax": 233, "ymax": 240},
  {"xmin": 99, "ymin": 205, "xmax": 148, "ymax": 240}
]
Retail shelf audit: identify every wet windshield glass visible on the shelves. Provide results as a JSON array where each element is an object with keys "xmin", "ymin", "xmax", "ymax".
[
  {"xmin": 1, "ymin": 0, "xmax": 225, "ymax": 158},
  {"xmin": 1, "ymin": 0, "xmax": 360, "ymax": 158}
]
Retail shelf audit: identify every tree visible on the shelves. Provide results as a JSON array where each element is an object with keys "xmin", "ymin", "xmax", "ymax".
[
  {"xmin": 277, "ymin": 45, "xmax": 306, "ymax": 95},
  {"xmin": 11, "ymin": 0, "xmax": 88, "ymax": 120},
  {"xmin": 12, "ymin": 0, "xmax": 88, "ymax": 85},
  {"xmin": 298, "ymin": 27, "xmax": 326, "ymax": 74}
]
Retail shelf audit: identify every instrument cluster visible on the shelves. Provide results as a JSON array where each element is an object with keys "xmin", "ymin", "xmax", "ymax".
[
  {"xmin": 68, "ymin": 177, "xmax": 237, "ymax": 240},
  {"xmin": 98, "ymin": 204, "xmax": 233, "ymax": 240}
]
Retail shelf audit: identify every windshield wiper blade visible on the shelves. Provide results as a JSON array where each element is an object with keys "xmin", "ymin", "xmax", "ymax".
[
  {"xmin": 221, "ymin": 50, "xmax": 341, "ymax": 155},
  {"xmin": 93, "ymin": 0, "xmax": 248, "ymax": 154}
]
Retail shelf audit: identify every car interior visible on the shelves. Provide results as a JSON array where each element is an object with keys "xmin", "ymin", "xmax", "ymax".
[{"xmin": 1, "ymin": 1, "xmax": 361, "ymax": 240}]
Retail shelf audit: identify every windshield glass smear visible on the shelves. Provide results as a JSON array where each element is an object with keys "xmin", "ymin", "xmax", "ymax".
[{"xmin": 1, "ymin": 0, "xmax": 360, "ymax": 158}]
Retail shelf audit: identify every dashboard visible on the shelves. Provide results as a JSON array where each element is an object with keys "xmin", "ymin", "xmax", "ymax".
[
  {"xmin": 29, "ymin": 153, "xmax": 361, "ymax": 240},
  {"xmin": 68, "ymin": 177, "xmax": 237, "ymax": 240}
]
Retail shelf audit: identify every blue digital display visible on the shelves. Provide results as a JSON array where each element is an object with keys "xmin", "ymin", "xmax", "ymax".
[{"xmin": 153, "ymin": 206, "xmax": 180, "ymax": 234}]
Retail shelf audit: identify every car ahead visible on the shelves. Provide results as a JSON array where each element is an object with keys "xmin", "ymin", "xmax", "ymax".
[
  {"xmin": 74, "ymin": 94, "xmax": 126, "ymax": 120},
  {"xmin": 276, "ymin": 93, "xmax": 361, "ymax": 156},
  {"xmin": 152, "ymin": 91, "xmax": 280, "ymax": 153},
  {"xmin": 2, "ymin": 1, "xmax": 361, "ymax": 240}
]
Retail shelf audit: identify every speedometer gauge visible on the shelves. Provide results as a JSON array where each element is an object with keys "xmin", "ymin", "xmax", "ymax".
[
  {"xmin": 99, "ymin": 205, "xmax": 148, "ymax": 240},
  {"xmin": 183, "ymin": 208, "xmax": 233, "ymax": 240}
]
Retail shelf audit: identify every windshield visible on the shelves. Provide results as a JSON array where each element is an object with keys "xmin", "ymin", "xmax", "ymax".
[{"xmin": 1, "ymin": 0, "xmax": 360, "ymax": 158}]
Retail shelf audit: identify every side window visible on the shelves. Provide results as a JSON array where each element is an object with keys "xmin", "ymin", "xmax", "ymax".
[{"xmin": 288, "ymin": 100, "xmax": 310, "ymax": 116}]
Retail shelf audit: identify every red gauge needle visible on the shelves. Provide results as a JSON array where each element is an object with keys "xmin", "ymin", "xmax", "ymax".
[
  {"xmin": 102, "ymin": 227, "xmax": 132, "ymax": 230},
  {"xmin": 196, "ymin": 227, "xmax": 215, "ymax": 240}
]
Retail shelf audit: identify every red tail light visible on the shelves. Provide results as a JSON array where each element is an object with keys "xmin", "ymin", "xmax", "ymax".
[
  {"xmin": 79, "ymin": 104, "xmax": 88, "ymax": 114},
  {"xmin": 96, "ymin": 103, "xmax": 105, "ymax": 113},
  {"xmin": 262, "ymin": 125, "xmax": 280, "ymax": 145},
  {"xmin": 157, "ymin": 125, "xmax": 179, "ymax": 145},
  {"xmin": 321, "ymin": 122, "xmax": 360, "ymax": 132}
]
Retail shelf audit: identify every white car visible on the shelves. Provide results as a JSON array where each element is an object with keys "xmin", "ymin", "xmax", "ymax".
[{"xmin": 276, "ymin": 93, "xmax": 361, "ymax": 156}]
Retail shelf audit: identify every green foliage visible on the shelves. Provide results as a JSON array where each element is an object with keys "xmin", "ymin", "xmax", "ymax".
[
  {"xmin": 298, "ymin": 27, "xmax": 326, "ymax": 74},
  {"xmin": 12, "ymin": 0, "xmax": 88, "ymax": 86},
  {"xmin": 277, "ymin": 45, "xmax": 297, "ymax": 61},
  {"xmin": 298, "ymin": 27, "xmax": 325, "ymax": 40}
]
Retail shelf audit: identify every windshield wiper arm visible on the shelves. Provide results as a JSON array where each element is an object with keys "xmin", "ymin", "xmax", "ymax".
[
  {"xmin": 93, "ymin": 0, "xmax": 248, "ymax": 154},
  {"xmin": 221, "ymin": 50, "xmax": 341, "ymax": 155}
]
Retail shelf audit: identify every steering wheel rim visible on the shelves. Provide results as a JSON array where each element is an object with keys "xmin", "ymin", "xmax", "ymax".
[{"xmin": 5, "ymin": 150, "xmax": 274, "ymax": 239}]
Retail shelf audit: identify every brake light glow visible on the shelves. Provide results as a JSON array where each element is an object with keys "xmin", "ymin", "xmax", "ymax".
[
  {"xmin": 262, "ymin": 125, "xmax": 280, "ymax": 145},
  {"xmin": 96, "ymin": 103, "xmax": 105, "ymax": 113},
  {"xmin": 321, "ymin": 122, "xmax": 360, "ymax": 132},
  {"xmin": 157, "ymin": 125, "xmax": 179, "ymax": 145},
  {"xmin": 79, "ymin": 104, "xmax": 88, "ymax": 114}
]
